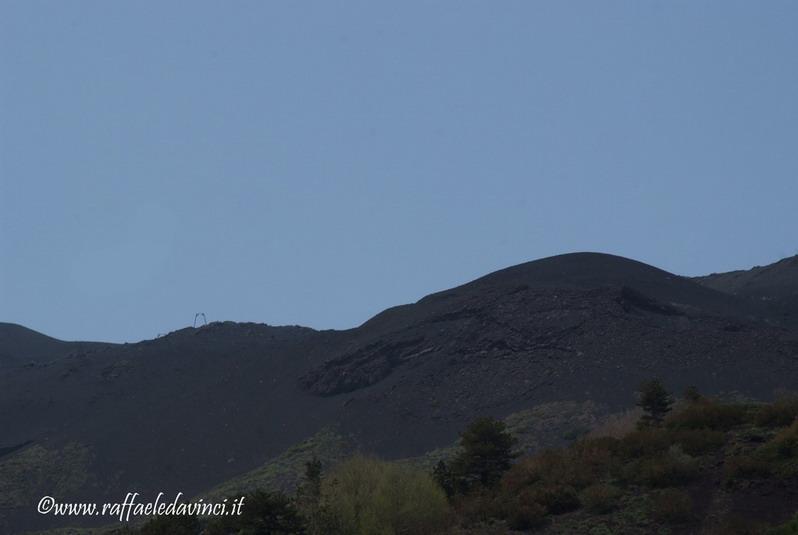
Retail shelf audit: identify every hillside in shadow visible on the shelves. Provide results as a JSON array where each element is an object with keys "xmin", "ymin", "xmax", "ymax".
[{"xmin": 2, "ymin": 252, "xmax": 798, "ymax": 532}]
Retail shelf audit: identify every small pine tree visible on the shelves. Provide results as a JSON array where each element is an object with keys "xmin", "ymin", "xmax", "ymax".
[
  {"xmin": 683, "ymin": 385, "xmax": 703, "ymax": 404},
  {"xmin": 297, "ymin": 457, "xmax": 325, "ymax": 534},
  {"xmin": 432, "ymin": 460, "xmax": 454, "ymax": 498},
  {"xmin": 451, "ymin": 416, "xmax": 516, "ymax": 492},
  {"xmin": 637, "ymin": 379, "xmax": 674, "ymax": 427},
  {"xmin": 205, "ymin": 490, "xmax": 305, "ymax": 535},
  {"xmin": 301, "ymin": 457, "xmax": 322, "ymax": 501}
]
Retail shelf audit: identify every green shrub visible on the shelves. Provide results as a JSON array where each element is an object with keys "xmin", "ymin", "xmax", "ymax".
[
  {"xmin": 507, "ymin": 500, "xmax": 547, "ymax": 531},
  {"xmin": 651, "ymin": 488, "xmax": 693, "ymax": 524},
  {"xmin": 501, "ymin": 440, "xmax": 616, "ymax": 495},
  {"xmin": 453, "ymin": 488, "xmax": 508, "ymax": 527},
  {"xmin": 501, "ymin": 456, "xmax": 543, "ymax": 493},
  {"xmin": 669, "ymin": 428, "xmax": 726, "ymax": 456},
  {"xmin": 528, "ymin": 484, "xmax": 580, "ymax": 515},
  {"xmin": 432, "ymin": 460, "xmax": 455, "ymax": 499},
  {"xmin": 767, "ymin": 422, "xmax": 798, "ymax": 459},
  {"xmin": 630, "ymin": 447, "xmax": 698, "ymax": 488},
  {"xmin": 321, "ymin": 456, "xmax": 449, "ymax": 535},
  {"xmin": 768, "ymin": 512, "xmax": 798, "ymax": 534},
  {"xmin": 724, "ymin": 455, "xmax": 772, "ymax": 481},
  {"xmin": 618, "ymin": 428, "xmax": 671, "ymax": 459},
  {"xmin": 579, "ymin": 483, "xmax": 622, "ymax": 514},
  {"xmin": 709, "ymin": 514, "xmax": 768, "ymax": 535},
  {"xmin": 205, "ymin": 490, "xmax": 305, "ymax": 535},
  {"xmin": 569, "ymin": 438, "xmax": 620, "ymax": 482},
  {"xmin": 756, "ymin": 397, "xmax": 798, "ymax": 428},
  {"xmin": 667, "ymin": 401, "xmax": 747, "ymax": 431},
  {"xmin": 501, "ymin": 450, "xmax": 578, "ymax": 492}
]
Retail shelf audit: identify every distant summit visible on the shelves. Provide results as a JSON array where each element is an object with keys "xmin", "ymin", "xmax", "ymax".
[
  {"xmin": 695, "ymin": 254, "xmax": 798, "ymax": 327},
  {"xmin": 0, "ymin": 322, "xmax": 113, "ymax": 368}
]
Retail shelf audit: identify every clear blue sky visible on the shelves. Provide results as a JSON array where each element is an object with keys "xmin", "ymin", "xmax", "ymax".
[{"xmin": 1, "ymin": 1, "xmax": 797, "ymax": 342}]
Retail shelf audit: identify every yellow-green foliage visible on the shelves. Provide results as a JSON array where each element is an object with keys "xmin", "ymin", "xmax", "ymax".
[
  {"xmin": 321, "ymin": 456, "xmax": 449, "ymax": 535},
  {"xmin": 666, "ymin": 400, "xmax": 748, "ymax": 431}
]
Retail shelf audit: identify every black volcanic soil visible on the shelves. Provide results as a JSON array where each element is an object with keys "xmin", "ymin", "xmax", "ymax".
[
  {"xmin": 2, "ymin": 252, "xmax": 798, "ymax": 532},
  {"xmin": 0, "ymin": 323, "xmax": 115, "ymax": 368},
  {"xmin": 695, "ymin": 254, "xmax": 798, "ymax": 328}
]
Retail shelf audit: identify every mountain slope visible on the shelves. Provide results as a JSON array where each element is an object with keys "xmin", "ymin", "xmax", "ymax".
[
  {"xmin": 0, "ymin": 323, "xmax": 114, "ymax": 368},
  {"xmin": 2, "ymin": 252, "xmax": 798, "ymax": 533},
  {"xmin": 306, "ymin": 254, "xmax": 797, "ymax": 457},
  {"xmin": 695, "ymin": 254, "xmax": 798, "ymax": 328}
]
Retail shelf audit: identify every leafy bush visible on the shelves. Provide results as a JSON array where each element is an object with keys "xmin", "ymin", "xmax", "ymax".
[
  {"xmin": 724, "ymin": 455, "xmax": 772, "ymax": 482},
  {"xmin": 669, "ymin": 428, "xmax": 726, "ymax": 456},
  {"xmin": 667, "ymin": 401, "xmax": 747, "ymax": 431},
  {"xmin": 709, "ymin": 514, "xmax": 768, "ymax": 535},
  {"xmin": 587, "ymin": 409, "xmax": 641, "ymax": 439},
  {"xmin": 618, "ymin": 427, "xmax": 723, "ymax": 459},
  {"xmin": 452, "ymin": 489, "xmax": 507, "ymax": 527},
  {"xmin": 501, "ymin": 450, "xmax": 579, "ymax": 492},
  {"xmin": 501, "ymin": 440, "xmax": 616, "ymax": 495},
  {"xmin": 432, "ymin": 460, "xmax": 455, "ymax": 498},
  {"xmin": 569, "ymin": 438, "xmax": 620, "ymax": 480},
  {"xmin": 507, "ymin": 501, "xmax": 547, "ymax": 530},
  {"xmin": 627, "ymin": 447, "xmax": 698, "ymax": 488},
  {"xmin": 500, "ymin": 456, "xmax": 543, "ymax": 493},
  {"xmin": 321, "ymin": 456, "xmax": 449, "ymax": 535},
  {"xmin": 527, "ymin": 484, "xmax": 580, "ymax": 515},
  {"xmin": 756, "ymin": 396, "xmax": 798, "ymax": 428},
  {"xmin": 651, "ymin": 488, "xmax": 693, "ymax": 524},
  {"xmin": 205, "ymin": 490, "xmax": 305, "ymax": 535},
  {"xmin": 768, "ymin": 512, "xmax": 798, "ymax": 534},
  {"xmin": 767, "ymin": 421, "xmax": 798, "ymax": 459},
  {"xmin": 618, "ymin": 429, "xmax": 671, "ymax": 459},
  {"xmin": 579, "ymin": 483, "xmax": 622, "ymax": 514}
]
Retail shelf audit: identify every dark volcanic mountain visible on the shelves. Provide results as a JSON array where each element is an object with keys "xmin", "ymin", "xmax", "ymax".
[
  {"xmin": 695, "ymin": 254, "xmax": 798, "ymax": 328},
  {"xmin": 0, "ymin": 322, "xmax": 114, "ymax": 368},
  {"xmin": 2, "ymin": 252, "xmax": 798, "ymax": 532}
]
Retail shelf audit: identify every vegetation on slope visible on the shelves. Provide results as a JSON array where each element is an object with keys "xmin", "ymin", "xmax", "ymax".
[{"xmin": 33, "ymin": 385, "xmax": 798, "ymax": 535}]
